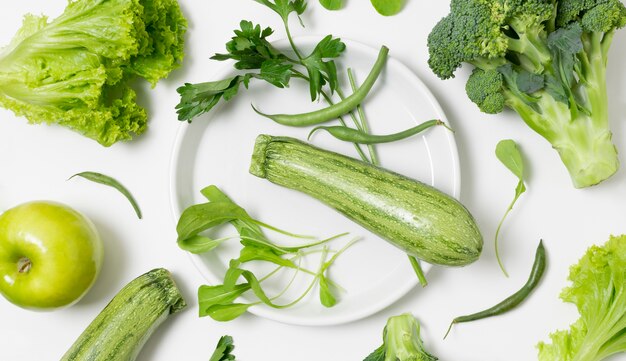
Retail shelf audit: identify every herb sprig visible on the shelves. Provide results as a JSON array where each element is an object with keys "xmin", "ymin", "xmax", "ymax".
[{"xmin": 177, "ymin": 185, "xmax": 354, "ymax": 321}]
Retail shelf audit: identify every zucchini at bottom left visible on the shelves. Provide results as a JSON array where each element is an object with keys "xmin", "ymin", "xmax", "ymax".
[{"xmin": 61, "ymin": 268, "xmax": 186, "ymax": 361}]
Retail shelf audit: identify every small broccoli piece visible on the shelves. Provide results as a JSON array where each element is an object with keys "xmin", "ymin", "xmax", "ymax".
[
  {"xmin": 427, "ymin": 0, "xmax": 626, "ymax": 188},
  {"xmin": 466, "ymin": 68, "xmax": 506, "ymax": 114},
  {"xmin": 364, "ymin": 313, "xmax": 437, "ymax": 361}
]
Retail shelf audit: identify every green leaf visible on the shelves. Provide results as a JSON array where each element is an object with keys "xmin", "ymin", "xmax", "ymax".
[
  {"xmin": 370, "ymin": 0, "xmax": 404, "ymax": 16},
  {"xmin": 494, "ymin": 139, "xmax": 527, "ymax": 277},
  {"xmin": 178, "ymin": 235, "xmax": 231, "ymax": 254},
  {"xmin": 495, "ymin": 139, "xmax": 524, "ymax": 179},
  {"xmin": 69, "ymin": 171, "xmax": 142, "ymax": 219},
  {"xmin": 260, "ymin": 59, "xmax": 293, "ymax": 88},
  {"xmin": 301, "ymin": 35, "xmax": 346, "ymax": 100},
  {"xmin": 198, "ymin": 284, "xmax": 251, "ymax": 317},
  {"xmin": 176, "ymin": 202, "xmax": 248, "ymax": 242},
  {"xmin": 320, "ymin": 0, "xmax": 343, "ymax": 10},
  {"xmin": 206, "ymin": 303, "xmax": 253, "ymax": 322},
  {"xmin": 254, "ymin": 0, "xmax": 307, "ymax": 23},
  {"xmin": 363, "ymin": 345, "xmax": 386, "ymax": 361},
  {"xmin": 209, "ymin": 335, "xmax": 236, "ymax": 361},
  {"xmin": 516, "ymin": 71, "xmax": 544, "ymax": 94},
  {"xmin": 319, "ymin": 275, "xmax": 337, "ymax": 307},
  {"xmin": 176, "ymin": 76, "xmax": 250, "ymax": 121}
]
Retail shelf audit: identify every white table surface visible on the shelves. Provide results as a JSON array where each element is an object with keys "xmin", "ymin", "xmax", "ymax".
[{"xmin": 1, "ymin": 1, "xmax": 626, "ymax": 360}]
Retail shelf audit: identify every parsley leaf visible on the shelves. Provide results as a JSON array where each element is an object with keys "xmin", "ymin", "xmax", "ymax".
[
  {"xmin": 254, "ymin": 0, "xmax": 307, "ymax": 23},
  {"xmin": 212, "ymin": 21, "xmax": 285, "ymax": 70},
  {"xmin": 209, "ymin": 335, "xmax": 236, "ymax": 361},
  {"xmin": 301, "ymin": 35, "xmax": 346, "ymax": 100},
  {"xmin": 176, "ymin": 75, "xmax": 252, "ymax": 121}
]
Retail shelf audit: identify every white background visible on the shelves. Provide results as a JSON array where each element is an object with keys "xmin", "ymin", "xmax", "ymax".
[{"xmin": 1, "ymin": 1, "xmax": 626, "ymax": 360}]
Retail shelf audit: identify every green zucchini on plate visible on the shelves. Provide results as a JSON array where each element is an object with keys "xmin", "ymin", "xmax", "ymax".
[
  {"xmin": 61, "ymin": 268, "xmax": 186, "ymax": 361},
  {"xmin": 250, "ymin": 135, "xmax": 483, "ymax": 266}
]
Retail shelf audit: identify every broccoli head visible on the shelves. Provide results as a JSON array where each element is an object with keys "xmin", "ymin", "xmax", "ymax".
[{"xmin": 427, "ymin": 0, "xmax": 626, "ymax": 188}]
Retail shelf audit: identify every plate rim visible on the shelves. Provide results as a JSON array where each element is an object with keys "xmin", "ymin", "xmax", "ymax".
[{"xmin": 168, "ymin": 36, "xmax": 461, "ymax": 326}]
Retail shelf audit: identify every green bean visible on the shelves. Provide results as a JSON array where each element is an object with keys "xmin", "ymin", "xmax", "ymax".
[
  {"xmin": 252, "ymin": 46, "xmax": 389, "ymax": 126},
  {"xmin": 308, "ymin": 119, "xmax": 449, "ymax": 144},
  {"xmin": 444, "ymin": 240, "xmax": 546, "ymax": 339}
]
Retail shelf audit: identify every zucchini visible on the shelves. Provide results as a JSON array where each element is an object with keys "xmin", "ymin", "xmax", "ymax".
[
  {"xmin": 249, "ymin": 135, "xmax": 483, "ymax": 266},
  {"xmin": 61, "ymin": 268, "xmax": 186, "ymax": 361}
]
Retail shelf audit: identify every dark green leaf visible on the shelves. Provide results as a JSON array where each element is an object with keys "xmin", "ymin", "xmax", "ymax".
[
  {"xmin": 260, "ymin": 59, "xmax": 293, "ymax": 87},
  {"xmin": 69, "ymin": 172, "xmax": 142, "ymax": 219},
  {"xmin": 301, "ymin": 35, "xmax": 346, "ymax": 99},
  {"xmin": 209, "ymin": 335, "xmax": 236, "ymax": 361},
  {"xmin": 320, "ymin": 0, "xmax": 343, "ymax": 10},
  {"xmin": 176, "ymin": 76, "xmax": 248, "ymax": 121},
  {"xmin": 363, "ymin": 345, "xmax": 386, "ymax": 361},
  {"xmin": 496, "ymin": 139, "xmax": 524, "ymax": 179},
  {"xmin": 516, "ymin": 71, "xmax": 544, "ymax": 94},
  {"xmin": 198, "ymin": 284, "xmax": 251, "ymax": 317},
  {"xmin": 176, "ymin": 201, "xmax": 248, "ymax": 241},
  {"xmin": 206, "ymin": 303, "xmax": 252, "ymax": 321},
  {"xmin": 544, "ymin": 74, "xmax": 569, "ymax": 104},
  {"xmin": 212, "ymin": 21, "xmax": 285, "ymax": 70},
  {"xmin": 254, "ymin": 0, "xmax": 307, "ymax": 22},
  {"xmin": 370, "ymin": 0, "xmax": 404, "ymax": 16}
]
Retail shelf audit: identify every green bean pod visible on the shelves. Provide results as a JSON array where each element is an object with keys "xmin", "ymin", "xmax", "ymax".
[
  {"xmin": 444, "ymin": 240, "xmax": 546, "ymax": 338},
  {"xmin": 308, "ymin": 119, "xmax": 448, "ymax": 144},
  {"xmin": 252, "ymin": 46, "xmax": 389, "ymax": 127}
]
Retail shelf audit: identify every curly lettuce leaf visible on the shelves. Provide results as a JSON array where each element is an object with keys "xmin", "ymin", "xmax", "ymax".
[
  {"xmin": 537, "ymin": 235, "xmax": 626, "ymax": 361},
  {"xmin": 0, "ymin": 0, "xmax": 186, "ymax": 146}
]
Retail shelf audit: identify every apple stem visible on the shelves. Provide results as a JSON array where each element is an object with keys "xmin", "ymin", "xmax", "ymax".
[{"xmin": 17, "ymin": 257, "xmax": 32, "ymax": 274}]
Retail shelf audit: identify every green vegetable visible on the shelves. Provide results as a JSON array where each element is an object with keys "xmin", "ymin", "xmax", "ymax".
[
  {"xmin": 69, "ymin": 171, "xmax": 142, "ymax": 219},
  {"xmin": 320, "ymin": 0, "xmax": 343, "ymax": 10},
  {"xmin": 252, "ymin": 45, "xmax": 388, "ymax": 127},
  {"xmin": 0, "ymin": 0, "xmax": 187, "ymax": 146},
  {"xmin": 427, "ymin": 0, "xmax": 626, "ymax": 188},
  {"xmin": 537, "ymin": 235, "xmax": 626, "ymax": 361},
  {"xmin": 494, "ymin": 139, "xmax": 527, "ymax": 276},
  {"xmin": 61, "ymin": 268, "xmax": 186, "ymax": 361},
  {"xmin": 364, "ymin": 313, "xmax": 438, "ymax": 361},
  {"xmin": 209, "ymin": 335, "xmax": 236, "ymax": 361},
  {"xmin": 370, "ymin": 0, "xmax": 405, "ymax": 16},
  {"xmin": 249, "ymin": 135, "xmax": 483, "ymax": 266},
  {"xmin": 445, "ymin": 240, "xmax": 546, "ymax": 338},
  {"xmin": 177, "ymin": 185, "xmax": 353, "ymax": 321},
  {"xmin": 308, "ymin": 119, "xmax": 448, "ymax": 144}
]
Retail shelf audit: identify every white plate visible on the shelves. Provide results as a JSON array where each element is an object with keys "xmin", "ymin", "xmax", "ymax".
[{"xmin": 169, "ymin": 37, "xmax": 460, "ymax": 326}]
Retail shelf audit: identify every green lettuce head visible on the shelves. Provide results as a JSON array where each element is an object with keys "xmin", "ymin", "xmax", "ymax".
[
  {"xmin": 538, "ymin": 235, "xmax": 626, "ymax": 361},
  {"xmin": 0, "ymin": 0, "xmax": 187, "ymax": 146}
]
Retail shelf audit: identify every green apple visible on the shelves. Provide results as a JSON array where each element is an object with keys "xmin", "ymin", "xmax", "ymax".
[{"xmin": 0, "ymin": 201, "xmax": 103, "ymax": 310}]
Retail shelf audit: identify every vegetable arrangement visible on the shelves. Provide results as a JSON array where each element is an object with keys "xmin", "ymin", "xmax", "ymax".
[
  {"xmin": 427, "ymin": 0, "xmax": 626, "ymax": 188},
  {"xmin": 0, "ymin": 0, "xmax": 187, "ymax": 146},
  {"xmin": 176, "ymin": 185, "xmax": 354, "ymax": 320},
  {"xmin": 3, "ymin": 1, "xmax": 626, "ymax": 361}
]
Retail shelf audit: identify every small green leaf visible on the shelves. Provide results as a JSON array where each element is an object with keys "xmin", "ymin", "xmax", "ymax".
[
  {"xmin": 494, "ymin": 139, "xmax": 527, "ymax": 277},
  {"xmin": 495, "ymin": 139, "xmax": 524, "ymax": 180},
  {"xmin": 363, "ymin": 345, "xmax": 386, "ymax": 361},
  {"xmin": 259, "ymin": 59, "xmax": 293, "ymax": 88},
  {"xmin": 370, "ymin": 0, "xmax": 404, "ymax": 16},
  {"xmin": 209, "ymin": 335, "xmax": 236, "ymax": 361},
  {"xmin": 177, "ymin": 235, "xmax": 231, "ymax": 254},
  {"xmin": 198, "ymin": 284, "xmax": 250, "ymax": 317},
  {"xmin": 206, "ymin": 303, "xmax": 253, "ymax": 321},
  {"xmin": 69, "ymin": 171, "xmax": 142, "ymax": 219},
  {"xmin": 319, "ymin": 275, "xmax": 337, "ymax": 307},
  {"xmin": 320, "ymin": 0, "xmax": 343, "ymax": 10},
  {"xmin": 176, "ymin": 202, "xmax": 248, "ymax": 241}
]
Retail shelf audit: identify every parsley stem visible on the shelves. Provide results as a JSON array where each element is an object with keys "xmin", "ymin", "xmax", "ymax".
[{"xmin": 284, "ymin": 20, "xmax": 303, "ymax": 60}]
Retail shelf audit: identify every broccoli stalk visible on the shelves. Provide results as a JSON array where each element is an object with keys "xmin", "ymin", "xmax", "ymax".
[
  {"xmin": 428, "ymin": 0, "xmax": 626, "ymax": 188},
  {"xmin": 364, "ymin": 313, "xmax": 437, "ymax": 361}
]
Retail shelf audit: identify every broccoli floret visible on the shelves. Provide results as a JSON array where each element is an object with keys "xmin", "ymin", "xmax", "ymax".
[
  {"xmin": 427, "ymin": 0, "xmax": 626, "ymax": 188},
  {"xmin": 466, "ymin": 68, "xmax": 506, "ymax": 114},
  {"xmin": 364, "ymin": 314, "xmax": 437, "ymax": 361}
]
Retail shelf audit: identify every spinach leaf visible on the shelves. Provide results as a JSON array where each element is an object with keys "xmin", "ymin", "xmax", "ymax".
[
  {"xmin": 370, "ymin": 0, "xmax": 404, "ymax": 16},
  {"xmin": 320, "ymin": 0, "xmax": 343, "ymax": 10},
  {"xmin": 494, "ymin": 139, "xmax": 527, "ymax": 277}
]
